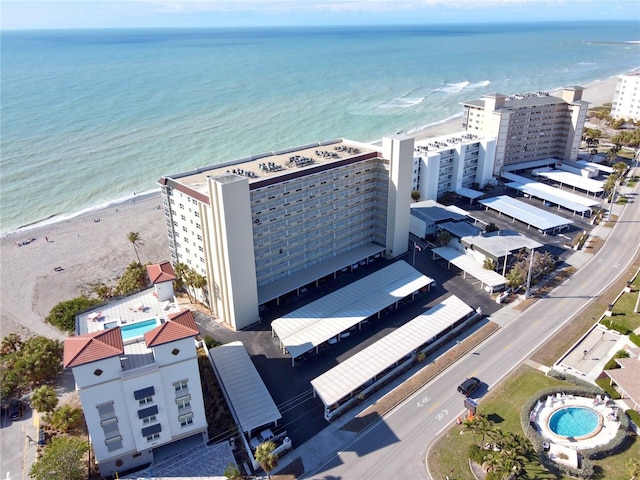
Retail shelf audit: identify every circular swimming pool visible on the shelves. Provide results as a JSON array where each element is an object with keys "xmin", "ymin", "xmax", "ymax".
[{"xmin": 548, "ymin": 406, "xmax": 602, "ymax": 439}]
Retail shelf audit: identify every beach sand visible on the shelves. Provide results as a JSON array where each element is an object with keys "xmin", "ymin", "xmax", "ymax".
[{"xmin": 0, "ymin": 73, "xmax": 621, "ymax": 340}]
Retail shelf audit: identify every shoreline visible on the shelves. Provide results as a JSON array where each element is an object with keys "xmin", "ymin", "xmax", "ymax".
[
  {"xmin": 2, "ymin": 69, "xmax": 633, "ymax": 240},
  {"xmin": 0, "ymin": 70, "xmax": 626, "ymax": 340}
]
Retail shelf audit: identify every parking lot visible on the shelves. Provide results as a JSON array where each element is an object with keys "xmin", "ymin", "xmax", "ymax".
[{"xmin": 195, "ymin": 176, "xmax": 604, "ymax": 453}]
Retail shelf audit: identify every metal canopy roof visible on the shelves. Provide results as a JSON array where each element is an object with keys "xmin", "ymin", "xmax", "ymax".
[
  {"xmin": 502, "ymin": 172, "xmax": 599, "ymax": 211},
  {"xmin": 311, "ymin": 295, "xmax": 473, "ymax": 407},
  {"xmin": 461, "ymin": 230, "xmax": 543, "ymax": 259},
  {"xmin": 209, "ymin": 341, "xmax": 281, "ymax": 434},
  {"xmin": 271, "ymin": 261, "xmax": 434, "ymax": 359},
  {"xmin": 479, "ymin": 195, "xmax": 573, "ymax": 232},
  {"xmin": 257, "ymin": 243, "xmax": 385, "ymax": 305},
  {"xmin": 455, "ymin": 187, "xmax": 485, "ymax": 200},
  {"xmin": 536, "ymin": 170, "xmax": 604, "ymax": 194},
  {"xmin": 432, "ymin": 246, "xmax": 507, "ymax": 288}
]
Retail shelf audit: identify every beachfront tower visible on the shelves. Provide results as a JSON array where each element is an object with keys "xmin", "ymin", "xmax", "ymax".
[
  {"xmin": 460, "ymin": 87, "xmax": 589, "ymax": 175},
  {"xmin": 63, "ymin": 311, "xmax": 208, "ymax": 478},
  {"xmin": 611, "ymin": 72, "xmax": 640, "ymax": 122},
  {"xmin": 158, "ymin": 136, "xmax": 413, "ymax": 331}
]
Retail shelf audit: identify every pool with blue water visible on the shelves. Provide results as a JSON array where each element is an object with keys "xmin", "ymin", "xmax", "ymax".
[{"xmin": 548, "ymin": 406, "xmax": 601, "ymax": 438}]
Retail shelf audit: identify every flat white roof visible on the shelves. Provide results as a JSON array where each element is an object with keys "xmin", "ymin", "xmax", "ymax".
[
  {"xmin": 208, "ymin": 341, "xmax": 281, "ymax": 434},
  {"xmin": 455, "ymin": 187, "xmax": 484, "ymax": 200},
  {"xmin": 462, "ymin": 230, "xmax": 543, "ymax": 258},
  {"xmin": 257, "ymin": 243, "xmax": 385, "ymax": 305},
  {"xmin": 271, "ymin": 261, "xmax": 434, "ymax": 359},
  {"xmin": 479, "ymin": 195, "xmax": 573, "ymax": 232},
  {"xmin": 432, "ymin": 246, "xmax": 507, "ymax": 288},
  {"xmin": 577, "ymin": 160, "xmax": 614, "ymax": 174},
  {"xmin": 536, "ymin": 170, "xmax": 604, "ymax": 194},
  {"xmin": 311, "ymin": 295, "xmax": 473, "ymax": 406},
  {"xmin": 502, "ymin": 172, "xmax": 599, "ymax": 210}
]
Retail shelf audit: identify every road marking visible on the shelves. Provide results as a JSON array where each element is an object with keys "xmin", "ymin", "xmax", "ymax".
[
  {"xmin": 427, "ymin": 401, "xmax": 441, "ymax": 413},
  {"xmin": 416, "ymin": 396, "xmax": 431, "ymax": 408},
  {"xmin": 503, "ymin": 343, "xmax": 512, "ymax": 351},
  {"xmin": 435, "ymin": 409, "xmax": 449, "ymax": 421},
  {"xmin": 532, "ymin": 320, "xmax": 541, "ymax": 327},
  {"xmin": 614, "ymin": 263, "xmax": 620, "ymax": 269}
]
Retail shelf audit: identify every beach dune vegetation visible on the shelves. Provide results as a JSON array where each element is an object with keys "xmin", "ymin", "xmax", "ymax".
[
  {"xmin": 114, "ymin": 261, "xmax": 148, "ymax": 296},
  {"xmin": 46, "ymin": 296, "xmax": 100, "ymax": 332}
]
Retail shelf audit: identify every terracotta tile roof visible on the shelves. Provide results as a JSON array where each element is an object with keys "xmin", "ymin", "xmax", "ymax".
[
  {"xmin": 144, "ymin": 310, "xmax": 199, "ymax": 347},
  {"xmin": 146, "ymin": 261, "xmax": 177, "ymax": 284},
  {"xmin": 64, "ymin": 328, "xmax": 124, "ymax": 368}
]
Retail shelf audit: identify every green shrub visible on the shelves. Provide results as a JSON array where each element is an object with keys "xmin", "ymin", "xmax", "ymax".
[
  {"xmin": 595, "ymin": 378, "xmax": 621, "ymax": 399},
  {"xmin": 202, "ymin": 335, "xmax": 220, "ymax": 349},
  {"xmin": 627, "ymin": 409, "xmax": 640, "ymax": 428},
  {"xmin": 46, "ymin": 297, "xmax": 101, "ymax": 332},
  {"xmin": 468, "ymin": 444, "xmax": 484, "ymax": 464}
]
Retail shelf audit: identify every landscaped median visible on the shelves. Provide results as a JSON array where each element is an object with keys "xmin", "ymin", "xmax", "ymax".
[{"xmin": 427, "ymin": 365, "xmax": 639, "ymax": 480}]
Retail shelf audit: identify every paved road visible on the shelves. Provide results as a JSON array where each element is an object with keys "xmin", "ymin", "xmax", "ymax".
[{"xmin": 305, "ymin": 180, "xmax": 640, "ymax": 479}]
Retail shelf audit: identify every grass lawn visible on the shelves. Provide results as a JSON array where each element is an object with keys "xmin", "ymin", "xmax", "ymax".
[
  {"xmin": 610, "ymin": 276, "xmax": 640, "ymax": 333},
  {"xmin": 427, "ymin": 365, "xmax": 639, "ymax": 480}
]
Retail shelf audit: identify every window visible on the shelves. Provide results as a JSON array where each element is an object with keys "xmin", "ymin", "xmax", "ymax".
[
  {"xmin": 176, "ymin": 396, "xmax": 191, "ymax": 410},
  {"xmin": 142, "ymin": 415, "xmax": 157, "ymax": 424},
  {"xmin": 179, "ymin": 413, "xmax": 194, "ymax": 427},
  {"xmin": 105, "ymin": 435, "xmax": 123, "ymax": 452},
  {"xmin": 97, "ymin": 402, "xmax": 116, "ymax": 422},
  {"xmin": 173, "ymin": 380, "xmax": 188, "ymax": 392},
  {"xmin": 139, "ymin": 396, "xmax": 153, "ymax": 406},
  {"xmin": 146, "ymin": 433, "xmax": 160, "ymax": 442}
]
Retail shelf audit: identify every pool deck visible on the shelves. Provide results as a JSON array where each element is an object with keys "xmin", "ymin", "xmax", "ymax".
[
  {"xmin": 77, "ymin": 288, "xmax": 181, "ymax": 335},
  {"xmin": 532, "ymin": 394, "xmax": 621, "ymax": 452}
]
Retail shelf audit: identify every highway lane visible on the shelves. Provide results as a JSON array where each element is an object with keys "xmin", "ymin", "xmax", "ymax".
[{"xmin": 305, "ymin": 180, "xmax": 640, "ymax": 480}]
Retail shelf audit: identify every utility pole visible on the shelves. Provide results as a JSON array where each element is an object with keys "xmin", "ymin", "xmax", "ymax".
[{"xmin": 525, "ymin": 247, "xmax": 535, "ymax": 299}]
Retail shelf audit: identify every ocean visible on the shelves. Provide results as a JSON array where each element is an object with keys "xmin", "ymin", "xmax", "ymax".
[{"xmin": 1, "ymin": 21, "xmax": 639, "ymax": 235}]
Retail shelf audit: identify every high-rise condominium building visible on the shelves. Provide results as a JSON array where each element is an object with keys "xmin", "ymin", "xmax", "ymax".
[
  {"xmin": 611, "ymin": 72, "xmax": 640, "ymax": 122},
  {"xmin": 158, "ymin": 136, "xmax": 414, "ymax": 331},
  {"xmin": 412, "ymin": 131, "xmax": 496, "ymax": 201},
  {"xmin": 460, "ymin": 87, "xmax": 588, "ymax": 175}
]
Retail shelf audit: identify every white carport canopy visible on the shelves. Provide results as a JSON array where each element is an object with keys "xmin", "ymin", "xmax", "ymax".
[
  {"xmin": 272, "ymin": 261, "xmax": 434, "ymax": 361},
  {"xmin": 432, "ymin": 246, "xmax": 506, "ymax": 291},
  {"xmin": 311, "ymin": 295, "xmax": 473, "ymax": 407},
  {"xmin": 479, "ymin": 195, "xmax": 573, "ymax": 233},
  {"xmin": 208, "ymin": 341, "xmax": 281, "ymax": 434},
  {"xmin": 536, "ymin": 170, "xmax": 604, "ymax": 195}
]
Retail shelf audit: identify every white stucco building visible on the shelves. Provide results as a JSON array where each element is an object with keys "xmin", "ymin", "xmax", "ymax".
[
  {"xmin": 461, "ymin": 87, "xmax": 589, "ymax": 175},
  {"xmin": 611, "ymin": 72, "xmax": 640, "ymax": 121},
  {"xmin": 63, "ymin": 309, "xmax": 208, "ymax": 478},
  {"xmin": 412, "ymin": 131, "xmax": 495, "ymax": 201},
  {"xmin": 158, "ymin": 136, "xmax": 414, "ymax": 331}
]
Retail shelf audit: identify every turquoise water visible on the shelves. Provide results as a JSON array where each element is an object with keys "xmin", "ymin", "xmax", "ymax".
[
  {"xmin": 548, "ymin": 406, "xmax": 600, "ymax": 437},
  {"xmin": 1, "ymin": 22, "xmax": 639, "ymax": 234},
  {"xmin": 119, "ymin": 318, "xmax": 159, "ymax": 340}
]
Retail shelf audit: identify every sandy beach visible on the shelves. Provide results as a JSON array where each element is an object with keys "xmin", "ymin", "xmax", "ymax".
[{"xmin": 0, "ymin": 73, "xmax": 622, "ymax": 341}]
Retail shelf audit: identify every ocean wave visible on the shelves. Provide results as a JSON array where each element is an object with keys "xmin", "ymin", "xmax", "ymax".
[
  {"xmin": 378, "ymin": 96, "xmax": 425, "ymax": 109},
  {"xmin": 440, "ymin": 80, "xmax": 490, "ymax": 94}
]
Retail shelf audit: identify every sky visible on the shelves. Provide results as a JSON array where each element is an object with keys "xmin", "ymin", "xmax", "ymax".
[{"xmin": 1, "ymin": 0, "xmax": 639, "ymax": 30}]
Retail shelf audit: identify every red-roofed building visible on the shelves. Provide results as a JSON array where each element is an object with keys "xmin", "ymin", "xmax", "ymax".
[
  {"xmin": 146, "ymin": 261, "xmax": 177, "ymax": 302},
  {"xmin": 63, "ymin": 311, "xmax": 207, "ymax": 477}
]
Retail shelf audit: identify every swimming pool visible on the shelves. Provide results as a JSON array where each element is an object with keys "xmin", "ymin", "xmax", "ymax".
[
  {"xmin": 120, "ymin": 319, "xmax": 159, "ymax": 340},
  {"xmin": 548, "ymin": 406, "xmax": 602, "ymax": 439}
]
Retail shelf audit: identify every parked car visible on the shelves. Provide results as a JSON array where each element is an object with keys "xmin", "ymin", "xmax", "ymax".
[
  {"xmin": 249, "ymin": 428, "xmax": 274, "ymax": 450},
  {"xmin": 457, "ymin": 377, "xmax": 481, "ymax": 397},
  {"xmin": 8, "ymin": 400, "xmax": 23, "ymax": 420}
]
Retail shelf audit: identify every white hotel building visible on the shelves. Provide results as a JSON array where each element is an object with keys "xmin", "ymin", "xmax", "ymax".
[
  {"xmin": 63, "ymin": 309, "xmax": 208, "ymax": 478},
  {"xmin": 611, "ymin": 72, "xmax": 640, "ymax": 122},
  {"xmin": 158, "ymin": 136, "xmax": 414, "ymax": 331}
]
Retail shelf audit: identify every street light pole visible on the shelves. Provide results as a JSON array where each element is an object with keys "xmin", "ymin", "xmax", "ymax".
[{"xmin": 525, "ymin": 247, "xmax": 535, "ymax": 299}]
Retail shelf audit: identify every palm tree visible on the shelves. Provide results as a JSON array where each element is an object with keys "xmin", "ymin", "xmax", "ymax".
[
  {"xmin": 437, "ymin": 230, "xmax": 452, "ymax": 247},
  {"xmin": 462, "ymin": 415, "xmax": 495, "ymax": 448},
  {"xmin": 254, "ymin": 440, "xmax": 278, "ymax": 480},
  {"xmin": 30, "ymin": 385, "xmax": 58, "ymax": 413},
  {"xmin": 411, "ymin": 190, "xmax": 421, "ymax": 202},
  {"xmin": 506, "ymin": 269, "xmax": 523, "ymax": 289},
  {"xmin": 483, "ymin": 257, "xmax": 496, "ymax": 271},
  {"xmin": 223, "ymin": 462, "xmax": 244, "ymax": 480},
  {"xmin": 127, "ymin": 231, "xmax": 143, "ymax": 265}
]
